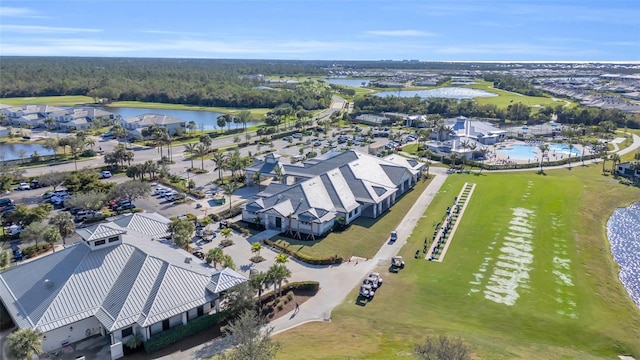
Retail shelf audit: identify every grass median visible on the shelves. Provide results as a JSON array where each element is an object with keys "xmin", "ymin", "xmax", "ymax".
[
  {"xmin": 270, "ymin": 176, "xmax": 433, "ymax": 260},
  {"xmin": 275, "ymin": 165, "xmax": 640, "ymax": 359}
]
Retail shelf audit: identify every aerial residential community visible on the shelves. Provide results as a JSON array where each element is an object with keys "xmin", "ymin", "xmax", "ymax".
[{"xmin": 1, "ymin": 1, "xmax": 640, "ymax": 360}]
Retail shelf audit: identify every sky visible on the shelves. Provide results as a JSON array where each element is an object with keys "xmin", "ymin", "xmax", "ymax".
[{"xmin": 0, "ymin": 0, "xmax": 639, "ymax": 62}]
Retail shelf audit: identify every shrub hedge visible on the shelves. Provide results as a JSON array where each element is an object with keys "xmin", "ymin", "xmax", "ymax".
[
  {"xmin": 263, "ymin": 240, "xmax": 343, "ymax": 265},
  {"xmin": 143, "ymin": 310, "xmax": 231, "ymax": 353},
  {"xmin": 210, "ymin": 203, "xmax": 246, "ymax": 221},
  {"xmin": 260, "ymin": 281, "xmax": 320, "ymax": 302},
  {"xmin": 22, "ymin": 243, "xmax": 52, "ymax": 258}
]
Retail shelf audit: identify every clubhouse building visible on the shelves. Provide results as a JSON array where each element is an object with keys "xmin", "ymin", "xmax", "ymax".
[
  {"xmin": 243, "ymin": 150, "xmax": 424, "ymax": 239},
  {"xmin": 0, "ymin": 213, "xmax": 247, "ymax": 359}
]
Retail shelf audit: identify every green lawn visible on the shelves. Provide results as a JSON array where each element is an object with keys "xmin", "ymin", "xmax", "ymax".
[
  {"xmin": 0, "ymin": 95, "xmax": 95, "ymax": 106},
  {"xmin": 275, "ymin": 166, "xmax": 640, "ymax": 359},
  {"xmin": 271, "ymin": 177, "xmax": 433, "ymax": 260},
  {"xmin": 465, "ymin": 80, "xmax": 575, "ymax": 110},
  {"xmin": 107, "ymin": 101, "xmax": 271, "ymax": 117}
]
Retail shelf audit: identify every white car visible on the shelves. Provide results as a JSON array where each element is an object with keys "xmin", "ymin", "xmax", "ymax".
[
  {"xmin": 17, "ymin": 182, "xmax": 31, "ymax": 190},
  {"xmin": 152, "ymin": 186, "xmax": 168, "ymax": 196},
  {"xmin": 101, "ymin": 170, "xmax": 112, "ymax": 178}
]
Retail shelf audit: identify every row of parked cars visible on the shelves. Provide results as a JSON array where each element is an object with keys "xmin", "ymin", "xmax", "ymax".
[{"xmin": 152, "ymin": 186, "xmax": 186, "ymax": 202}]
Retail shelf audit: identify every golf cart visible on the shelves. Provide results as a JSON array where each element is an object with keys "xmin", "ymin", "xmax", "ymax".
[
  {"xmin": 369, "ymin": 272, "xmax": 383, "ymax": 287},
  {"xmin": 359, "ymin": 284, "xmax": 375, "ymax": 300},
  {"xmin": 363, "ymin": 276, "xmax": 379, "ymax": 290},
  {"xmin": 391, "ymin": 256, "xmax": 405, "ymax": 269}
]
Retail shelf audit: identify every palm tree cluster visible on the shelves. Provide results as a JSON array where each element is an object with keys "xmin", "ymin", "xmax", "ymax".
[
  {"xmin": 249, "ymin": 254, "xmax": 292, "ymax": 307},
  {"xmin": 142, "ymin": 125, "xmax": 174, "ymax": 162},
  {"xmin": 126, "ymin": 159, "xmax": 161, "ymax": 180},
  {"xmin": 104, "ymin": 144, "xmax": 134, "ymax": 169}
]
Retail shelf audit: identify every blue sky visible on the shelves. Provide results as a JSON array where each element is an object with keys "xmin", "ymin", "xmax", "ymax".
[{"xmin": 1, "ymin": 0, "xmax": 638, "ymax": 61}]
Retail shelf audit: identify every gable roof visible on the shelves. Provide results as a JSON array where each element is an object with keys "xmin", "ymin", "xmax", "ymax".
[
  {"xmin": 0, "ymin": 213, "xmax": 247, "ymax": 333},
  {"xmin": 206, "ymin": 268, "xmax": 248, "ymax": 294}
]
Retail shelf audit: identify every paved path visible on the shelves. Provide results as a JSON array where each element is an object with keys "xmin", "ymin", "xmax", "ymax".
[{"xmin": 159, "ymin": 167, "xmax": 449, "ymax": 359}]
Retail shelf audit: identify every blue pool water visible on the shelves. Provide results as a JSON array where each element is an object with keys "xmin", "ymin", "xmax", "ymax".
[{"xmin": 496, "ymin": 143, "xmax": 582, "ymax": 160}]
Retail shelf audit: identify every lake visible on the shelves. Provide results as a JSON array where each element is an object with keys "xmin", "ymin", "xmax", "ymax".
[
  {"xmin": 324, "ymin": 78, "xmax": 372, "ymax": 87},
  {"xmin": 98, "ymin": 106, "xmax": 262, "ymax": 131},
  {"xmin": 375, "ymin": 87, "xmax": 498, "ymax": 99},
  {"xmin": 0, "ymin": 143, "xmax": 55, "ymax": 161},
  {"xmin": 606, "ymin": 202, "xmax": 640, "ymax": 308}
]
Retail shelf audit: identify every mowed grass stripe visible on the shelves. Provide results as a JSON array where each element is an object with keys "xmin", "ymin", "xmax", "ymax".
[{"xmin": 274, "ymin": 167, "xmax": 640, "ymax": 359}]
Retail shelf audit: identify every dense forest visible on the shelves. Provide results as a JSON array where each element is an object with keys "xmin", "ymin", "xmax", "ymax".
[
  {"xmin": 0, "ymin": 57, "xmax": 331, "ymax": 109},
  {"xmin": 483, "ymin": 74, "xmax": 544, "ymax": 96}
]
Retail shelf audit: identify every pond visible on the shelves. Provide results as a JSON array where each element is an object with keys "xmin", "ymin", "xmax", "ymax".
[
  {"xmin": 0, "ymin": 143, "xmax": 55, "ymax": 161},
  {"xmin": 324, "ymin": 78, "xmax": 372, "ymax": 87},
  {"xmin": 375, "ymin": 87, "xmax": 498, "ymax": 99},
  {"xmin": 607, "ymin": 202, "xmax": 640, "ymax": 308},
  {"xmin": 98, "ymin": 106, "xmax": 262, "ymax": 131}
]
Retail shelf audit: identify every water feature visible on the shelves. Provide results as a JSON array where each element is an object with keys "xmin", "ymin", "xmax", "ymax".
[
  {"xmin": 324, "ymin": 78, "xmax": 372, "ymax": 87},
  {"xmin": 98, "ymin": 106, "xmax": 262, "ymax": 131},
  {"xmin": 607, "ymin": 202, "xmax": 640, "ymax": 308},
  {"xmin": 496, "ymin": 143, "xmax": 582, "ymax": 161},
  {"xmin": 0, "ymin": 143, "xmax": 55, "ymax": 161},
  {"xmin": 375, "ymin": 87, "xmax": 498, "ymax": 99}
]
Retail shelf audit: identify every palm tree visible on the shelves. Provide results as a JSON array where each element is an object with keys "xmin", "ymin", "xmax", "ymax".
[
  {"xmin": 251, "ymin": 242, "xmax": 262, "ymax": 258},
  {"xmin": 221, "ymin": 227, "xmax": 232, "ymax": 243},
  {"xmin": 267, "ymin": 263, "xmax": 291, "ymax": 298},
  {"xmin": 85, "ymin": 137, "xmax": 96, "ymax": 150},
  {"xmin": 610, "ymin": 153, "xmax": 621, "ymax": 175},
  {"xmin": 184, "ymin": 143, "xmax": 197, "ymax": 169},
  {"xmin": 194, "ymin": 143, "xmax": 209, "ymax": 170},
  {"xmin": 478, "ymin": 147, "xmax": 490, "ymax": 174},
  {"xmin": 538, "ymin": 143, "xmax": 549, "ymax": 172},
  {"xmin": 252, "ymin": 171, "xmax": 263, "ymax": 191},
  {"xmin": 188, "ymin": 121, "xmax": 196, "ymax": 136},
  {"xmin": 249, "ymin": 271, "xmax": 268, "ymax": 306},
  {"xmin": 601, "ymin": 151, "xmax": 609, "ymax": 174},
  {"xmin": 275, "ymin": 253, "xmax": 289, "ymax": 265},
  {"xmin": 222, "ymin": 182, "xmax": 237, "ymax": 213},
  {"xmin": 44, "ymin": 117, "xmax": 56, "ymax": 130},
  {"xmin": 206, "ymin": 248, "xmax": 225, "ymax": 268},
  {"xmin": 567, "ymin": 141, "xmax": 575, "ymax": 169},
  {"xmin": 226, "ymin": 150, "xmax": 243, "ymax": 181},
  {"xmin": 273, "ymin": 164, "xmax": 283, "ymax": 183},
  {"xmin": 49, "ymin": 211, "xmax": 75, "ymax": 245},
  {"xmin": 211, "ymin": 152, "xmax": 227, "ymax": 182},
  {"xmin": 8, "ymin": 328, "xmax": 42, "ymax": 360}
]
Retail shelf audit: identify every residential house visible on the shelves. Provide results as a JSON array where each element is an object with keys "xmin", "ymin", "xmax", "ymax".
[
  {"xmin": 243, "ymin": 150, "xmax": 423, "ymax": 239},
  {"xmin": 120, "ymin": 113, "xmax": 186, "ymax": 138},
  {"xmin": 616, "ymin": 161, "xmax": 640, "ymax": 179},
  {"xmin": 0, "ymin": 212, "xmax": 247, "ymax": 359},
  {"xmin": 1, "ymin": 104, "xmax": 66, "ymax": 128}
]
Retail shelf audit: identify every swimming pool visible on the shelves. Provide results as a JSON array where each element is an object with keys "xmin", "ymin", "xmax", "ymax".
[{"xmin": 496, "ymin": 143, "xmax": 582, "ymax": 160}]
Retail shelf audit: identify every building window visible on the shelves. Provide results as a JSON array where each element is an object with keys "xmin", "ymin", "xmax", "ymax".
[
  {"xmin": 108, "ymin": 236, "xmax": 119, "ymax": 243},
  {"xmin": 94, "ymin": 240, "xmax": 106, "ymax": 246},
  {"xmin": 121, "ymin": 326, "xmax": 133, "ymax": 338}
]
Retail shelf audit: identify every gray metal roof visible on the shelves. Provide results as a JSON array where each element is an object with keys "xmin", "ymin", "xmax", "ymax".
[
  {"xmin": 206, "ymin": 268, "xmax": 249, "ymax": 294},
  {"xmin": 0, "ymin": 213, "xmax": 247, "ymax": 334},
  {"xmin": 77, "ymin": 223, "xmax": 127, "ymax": 241},
  {"xmin": 111, "ymin": 213, "xmax": 171, "ymax": 239}
]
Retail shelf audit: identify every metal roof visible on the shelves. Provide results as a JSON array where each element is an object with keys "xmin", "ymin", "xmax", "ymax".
[
  {"xmin": 0, "ymin": 213, "xmax": 247, "ymax": 334},
  {"xmin": 206, "ymin": 268, "xmax": 249, "ymax": 294}
]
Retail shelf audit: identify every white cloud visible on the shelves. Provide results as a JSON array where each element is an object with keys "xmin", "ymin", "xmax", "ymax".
[
  {"xmin": 434, "ymin": 43, "xmax": 600, "ymax": 58},
  {"xmin": 0, "ymin": 25, "xmax": 102, "ymax": 34},
  {"xmin": 365, "ymin": 30, "xmax": 435, "ymax": 37},
  {"xmin": 0, "ymin": 7, "xmax": 45, "ymax": 18}
]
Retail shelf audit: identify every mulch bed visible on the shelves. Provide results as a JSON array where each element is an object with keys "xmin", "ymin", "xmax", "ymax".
[{"xmin": 128, "ymin": 288, "xmax": 317, "ymax": 359}]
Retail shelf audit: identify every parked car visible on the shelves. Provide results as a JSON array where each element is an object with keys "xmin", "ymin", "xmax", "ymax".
[
  {"xmin": 11, "ymin": 246, "xmax": 23, "ymax": 261},
  {"xmin": 101, "ymin": 170, "xmax": 112, "ymax": 179},
  {"xmin": 17, "ymin": 182, "xmax": 31, "ymax": 191},
  {"xmin": 109, "ymin": 199, "xmax": 132, "ymax": 209},
  {"xmin": 0, "ymin": 198, "xmax": 13, "ymax": 208},
  {"xmin": 389, "ymin": 230, "xmax": 398, "ymax": 242},
  {"xmin": 114, "ymin": 203, "xmax": 135, "ymax": 212},
  {"xmin": 156, "ymin": 188, "xmax": 172, "ymax": 197},
  {"xmin": 167, "ymin": 193, "xmax": 186, "ymax": 202},
  {"xmin": 6, "ymin": 224, "xmax": 23, "ymax": 236},
  {"xmin": 30, "ymin": 179, "xmax": 42, "ymax": 189},
  {"xmin": 152, "ymin": 186, "xmax": 168, "ymax": 196},
  {"xmin": 163, "ymin": 191, "xmax": 177, "ymax": 199},
  {"xmin": 74, "ymin": 210, "xmax": 103, "ymax": 222},
  {"xmin": 1, "ymin": 205, "xmax": 17, "ymax": 215},
  {"xmin": 292, "ymin": 132, "xmax": 303, "ymax": 138}
]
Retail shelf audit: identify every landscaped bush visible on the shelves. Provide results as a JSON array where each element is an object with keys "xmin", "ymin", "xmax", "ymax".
[
  {"xmin": 22, "ymin": 243, "xmax": 52, "ymax": 258},
  {"xmin": 143, "ymin": 311, "xmax": 230, "ymax": 353},
  {"xmin": 228, "ymin": 221, "xmax": 252, "ymax": 236},
  {"xmin": 210, "ymin": 204, "xmax": 245, "ymax": 221},
  {"xmin": 259, "ymin": 281, "xmax": 320, "ymax": 302},
  {"xmin": 220, "ymin": 239, "xmax": 234, "ymax": 247},
  {"xmin": 263, "ymin": 239, "xmax": 343, "ymax": 265}
]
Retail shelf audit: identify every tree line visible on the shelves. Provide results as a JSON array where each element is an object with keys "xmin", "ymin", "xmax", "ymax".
[{"xmin": 0, "ymin": 57, "xmax": 330, "ymax": 110}]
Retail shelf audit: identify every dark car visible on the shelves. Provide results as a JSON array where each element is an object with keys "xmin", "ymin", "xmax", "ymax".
[
  {"xmin": 0, "ymin": 198, "xmax": 13, "ymax": 208},
  {"xmin": 2, "ymin": 205, "xmax": 17, "ymax": 215},
  {"xmin": 11, "ymin": 246, "xmax": 23, "ymax": 261},
  {"xmin": 114, "ymin": 203, "xmax": 135, "ymax": 212}
]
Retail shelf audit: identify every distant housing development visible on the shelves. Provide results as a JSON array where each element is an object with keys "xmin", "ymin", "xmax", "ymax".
[
  {"xmin": 243, "ymin": 150, "xmax": 424, "ymax": 239},
  {"xmin": 0, "ymin": 104, "xmax": 114, "ymax": 130},
  {"xmin": 0, "ymin": 212, "xmax": 247, "ymax": 359},
  {"xmin": 119, "ymin": 113, "xmax": 186, "ymax": 137}
]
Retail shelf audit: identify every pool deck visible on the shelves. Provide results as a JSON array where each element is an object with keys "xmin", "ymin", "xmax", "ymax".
[{"xmin": 488, "ymin": 140, "xmax": 587, "ymax": 165}]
